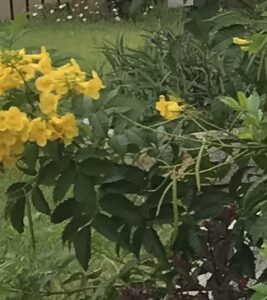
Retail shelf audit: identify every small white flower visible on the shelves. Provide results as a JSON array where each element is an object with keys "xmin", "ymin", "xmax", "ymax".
[
  {"xmin": 84, "ymin": 6, "xmax": 89, "ymax": 9},
  {"xmin": 143, "ymin": 11, "xmax": 147, "ymax": 15},
  {"xmin": 115, "ymin": 16, "xmax": 120, "ymax": 22},
  {"xmin": 82, "ymin": 18, "xmax": 87, "ymax": 22},
  {"xmin": 112, "ymin": 8, "xmax": 117, "ymax": 12},
  {"xmin": 32, "ymin": 12, "xmax": 38, "ymax": 17},
  {"xmin": 59, "ymin": 4, "xmax": 66, "ymax": 9},
  {"xmin": 108, "ymin": 129, "xmax": 114, "ymax": 137},
  {"xmin": 81, "ymin": 0, "xmax": 84, "ymax": 3},
  {"xmin": 149, "ymin": 5, "xmax": 153, "ymax": 9},
  {"xmin": 56, "ymin": 18, "xmax": 61, "ymax": 22},
  {"xmin": 50, "ymin": 9, "xmax": 55, "ymax": 14},
  {"xmin": 37, "ymin": 4, "xmax": 43, "ymax": 10},
  {"xmin": 75, "ymin": 3, "xmax": 79, "ymax": 7},
  {"xmin": 67, "ymin": 15, "xmax": 73, "ymax": 20},
  {"xmin": 79, "ymin": 13, "xmax": 84, "ymax": 17},
  {"xmin": 83, "ymin": 118, "xmax": 90, "ymax": 125},
  {"xmin": 34, "ymin": 4, "xmax": 39, "ymax": 8},
  {"xmin": 96, "ymin": 11, "xmax": 99, "ymax": 14}
]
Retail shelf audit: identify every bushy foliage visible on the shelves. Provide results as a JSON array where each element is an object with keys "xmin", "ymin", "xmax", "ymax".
[{"xmin": 4, "ymin": 2, "xmax": 267, "ymax": 300}]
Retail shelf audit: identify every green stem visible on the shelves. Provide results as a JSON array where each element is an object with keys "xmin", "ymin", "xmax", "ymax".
[
  {"xmin": 26, "ymin": 198, "xmax": 36, "ymax": 254},
  {"xmin": 171, "ymin": 174, "xmax": 179, "ymax": 245}
]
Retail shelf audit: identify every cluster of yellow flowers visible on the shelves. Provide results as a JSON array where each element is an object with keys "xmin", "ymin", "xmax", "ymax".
[
  {"xmin": 0, "ymin": 47, "xmax": 104, "ymax": 167},
  {"xmin": 156, "ymin": 95, "xmax": 185, "ymax": 120},
  {"xmin": 0, "ymin": 106, "xmax": 77, "ymax": 167},
  {"xmin": 35, "ymin": 57, "xmax": 105, "ymax": 115}
]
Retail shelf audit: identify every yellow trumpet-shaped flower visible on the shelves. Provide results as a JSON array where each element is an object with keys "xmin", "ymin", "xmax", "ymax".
[
  {"xmin": 5, "ymin": 107, "xmax": 29, "ymax": 132},
  {"xmin": 76, "ymin": 71, "xmax": 105, "ymax": 100},
  {"xmin": 28, "ymin": 118, "xmax": 51, "ymax": 147},
  {"xmin": 39, "ymin": 93, "xmax": 60, "ymax": 115},
  {"xmin": 156, "ymin": 95, "xmax": 185, "ymax": 120},
  {"xmin": 48, "ymin": 113, "xmax": 78, "ymax": 144},
  {"xmin": 233, "ymin": 37, "xmax": 252, "ymax": 46}
]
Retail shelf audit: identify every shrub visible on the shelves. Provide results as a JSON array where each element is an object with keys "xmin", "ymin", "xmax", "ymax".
[{"xmin": 3, "ymin": 4, "xmax": 267, "ymax": 300}]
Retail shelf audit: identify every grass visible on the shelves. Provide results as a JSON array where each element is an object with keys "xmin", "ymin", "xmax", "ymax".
[{"xmin": 14, "ymin": 20, "xmax": 145, "ymax": 72}]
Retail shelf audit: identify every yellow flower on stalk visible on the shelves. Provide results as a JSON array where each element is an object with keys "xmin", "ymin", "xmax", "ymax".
[
  {"xmin": 0, "ymin": 111, "xmax": 7, "ymax": 131},
  {"xmin": 39, "ymin": 93, "xmax": 60, "ymax": 115},
  {"xmin": 38, "ymin": 47, "xmax": 53, "ymax": 74},
  {"xmin": 156, "ymin": 95, "xmax": 185, "ymax": 120},
  {"xmin": 233, "ymin": 37, "xmax": 252, "ymax": 46},
  {"xmin": 60, "ymin": 113, "xmax": 78, "ymax": 141},
  {"xmin": 28, "ymin": 118, "xmax": 51, "ymax": 147},
  {"xmin": 48, "ymin": 113, "xmax": 78, "ymax": 144},
  {"xmin": 76, "ymin": 71, "xmax": 105, "ymax": 100},
  {"xmin": 0, "ymin": 131, "xmax": 17, "ymax": 146},
  {"xmin": 5, "ymin": 107, "xmax": 28, "ymax": 132}
]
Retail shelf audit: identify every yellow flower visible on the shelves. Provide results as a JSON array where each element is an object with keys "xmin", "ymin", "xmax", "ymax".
[
  {"xmin": 35, "ymin": 74, "xmax": 56, "ymax": 94},
  {"xmin": 38, "ymin": 47, "xmax": 53, "ymax": 74},
  {"xmin": 0, "ymin": 131, "xmax": 17, "ymax": 146},
  {"xmin": 28, "ymin": 118, "xmax": 51, "ymax": 147},
  {"xmin": 48, "ymin": 113, "xmax": 78, "ymax": 143},
  {"xmin": 39, "ymin": 93, "xmax": 60, "ymax": 115},
  {"xmin": 233, "ymin": 37, "xmax": 252, "ymax": 46},
  {"xmin": 0, "ymin": 144, "xmax": 10, "ymax": 158},
  {"xmin": 156, "ymin": 95, "xmax": 184, "ymax": 120},
  {"xmin": 5, "ymin": 107, "xmax": 28, "ymax": 132},
  {"xmin": 76, "ymin": 71, "xmax": 105, "ymax": 100},
  {"xmin": 10, "ymin": 140, "xmax": 24, "ymax": 155},
  {"xmin": 61, "ymin": 113, "xmax": 78, "ymax": 140},
  {"xmin": 0, "ymin": 111, "xmax": 7, "ymax": 131},
  {"xmin": 17, "ymin": 63, "xmax": 38, "ymax": 81}
]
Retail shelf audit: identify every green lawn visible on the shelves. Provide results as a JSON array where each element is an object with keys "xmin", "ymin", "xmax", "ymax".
[{"xmin": 13, "ymin": 20, "xmax": 147, "ymax": 71}]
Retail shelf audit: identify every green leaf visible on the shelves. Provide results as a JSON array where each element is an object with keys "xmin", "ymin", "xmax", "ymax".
[
  {"xmin": 38, "ymin": 161, "xmax": 61, "ymax": 186},
  {"xmin": 237, "ymin": 91, "xmax": 247, "ymax": 110},
  {"xmin": 74, "ymin": 173, "xmax": 97, "ymax": 219},
  {"xmin": 143, "ymin": 227, "xmax": 166, "ymax": 262},
  {"xmin": 247, "ymin": 92, "xmax": 261, "ymax": 121},
  {"xmin": 190, "ymin": 189, "xmax": 232, "ymax": 220},
  {"xmin": 251, "ymin": 284, "xmax": 267, "ymax": 295},
  {"xmin": 249, "ymin": 209, "xmax": 267, "ymax": 242},
  {"xmin": 109, "ymin": 135, "xmax": 128, "ymax": 155},
  {"xmin": 51, "ymin": 198, "xmax": 79, "ymax": 224},
  {"xmin": 6, "ymin": 182, "xmax": 28, "ymax": 234},
  {"xmin": 250, "ymin": 292, "xmax": 267, "ymax": 300},
  {"xmin": 100, "ymin": 194, "xmax": 142, "ymax": 222},
  {"xmin": 22, "ymin": 143, "xmax": 39, "ymax": 171},
  {"xmin": 73, "ymin": 225, "xmax": 91, "ymax": 271},
  {"xmin": 103, "ymin": 165, "xmax": 146, "ymax": 188},
  {"xmin": 53, "ymin": 162, "xmax": 76, "ymax": 202},
  {"xmin": 62, "ymin": 216, "xmax": 91, "ymax": 244},
  {"xmin": 231, "ymin": 244, "xmax": 255, "ymax": 278},
  {"xmin": 242, "ymin": 174, "xmax": 267, "ymax": 212},
  {"xmin": 221, "ymin": 96, "xmax": 241, "ymax": 110},
  {"xmin": 131, "ymin": 225, "xmax": 145, "ymax": 258},
  {"xmin": 92, "ymin": 214, "xmax": 120, "ymax": 243},
  {"xmin": 31, "ymin": 186, "xmax": 50, "ymax": 216},
  {"xmin": 74, "ymin": 173, "xmax": 96, "ymax": 203},
  {"xmin": 79, "ymin": 158, "xmax": 114, "ymax": 176},
  {"xmin": 89, "ymin": 111, "xmax": 109, "ymax": 139}
]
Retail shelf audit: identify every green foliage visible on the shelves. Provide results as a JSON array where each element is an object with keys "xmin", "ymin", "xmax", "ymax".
[{"xmin": 5, "ymin": 4, "xmax": 267, "ymax": 300}]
